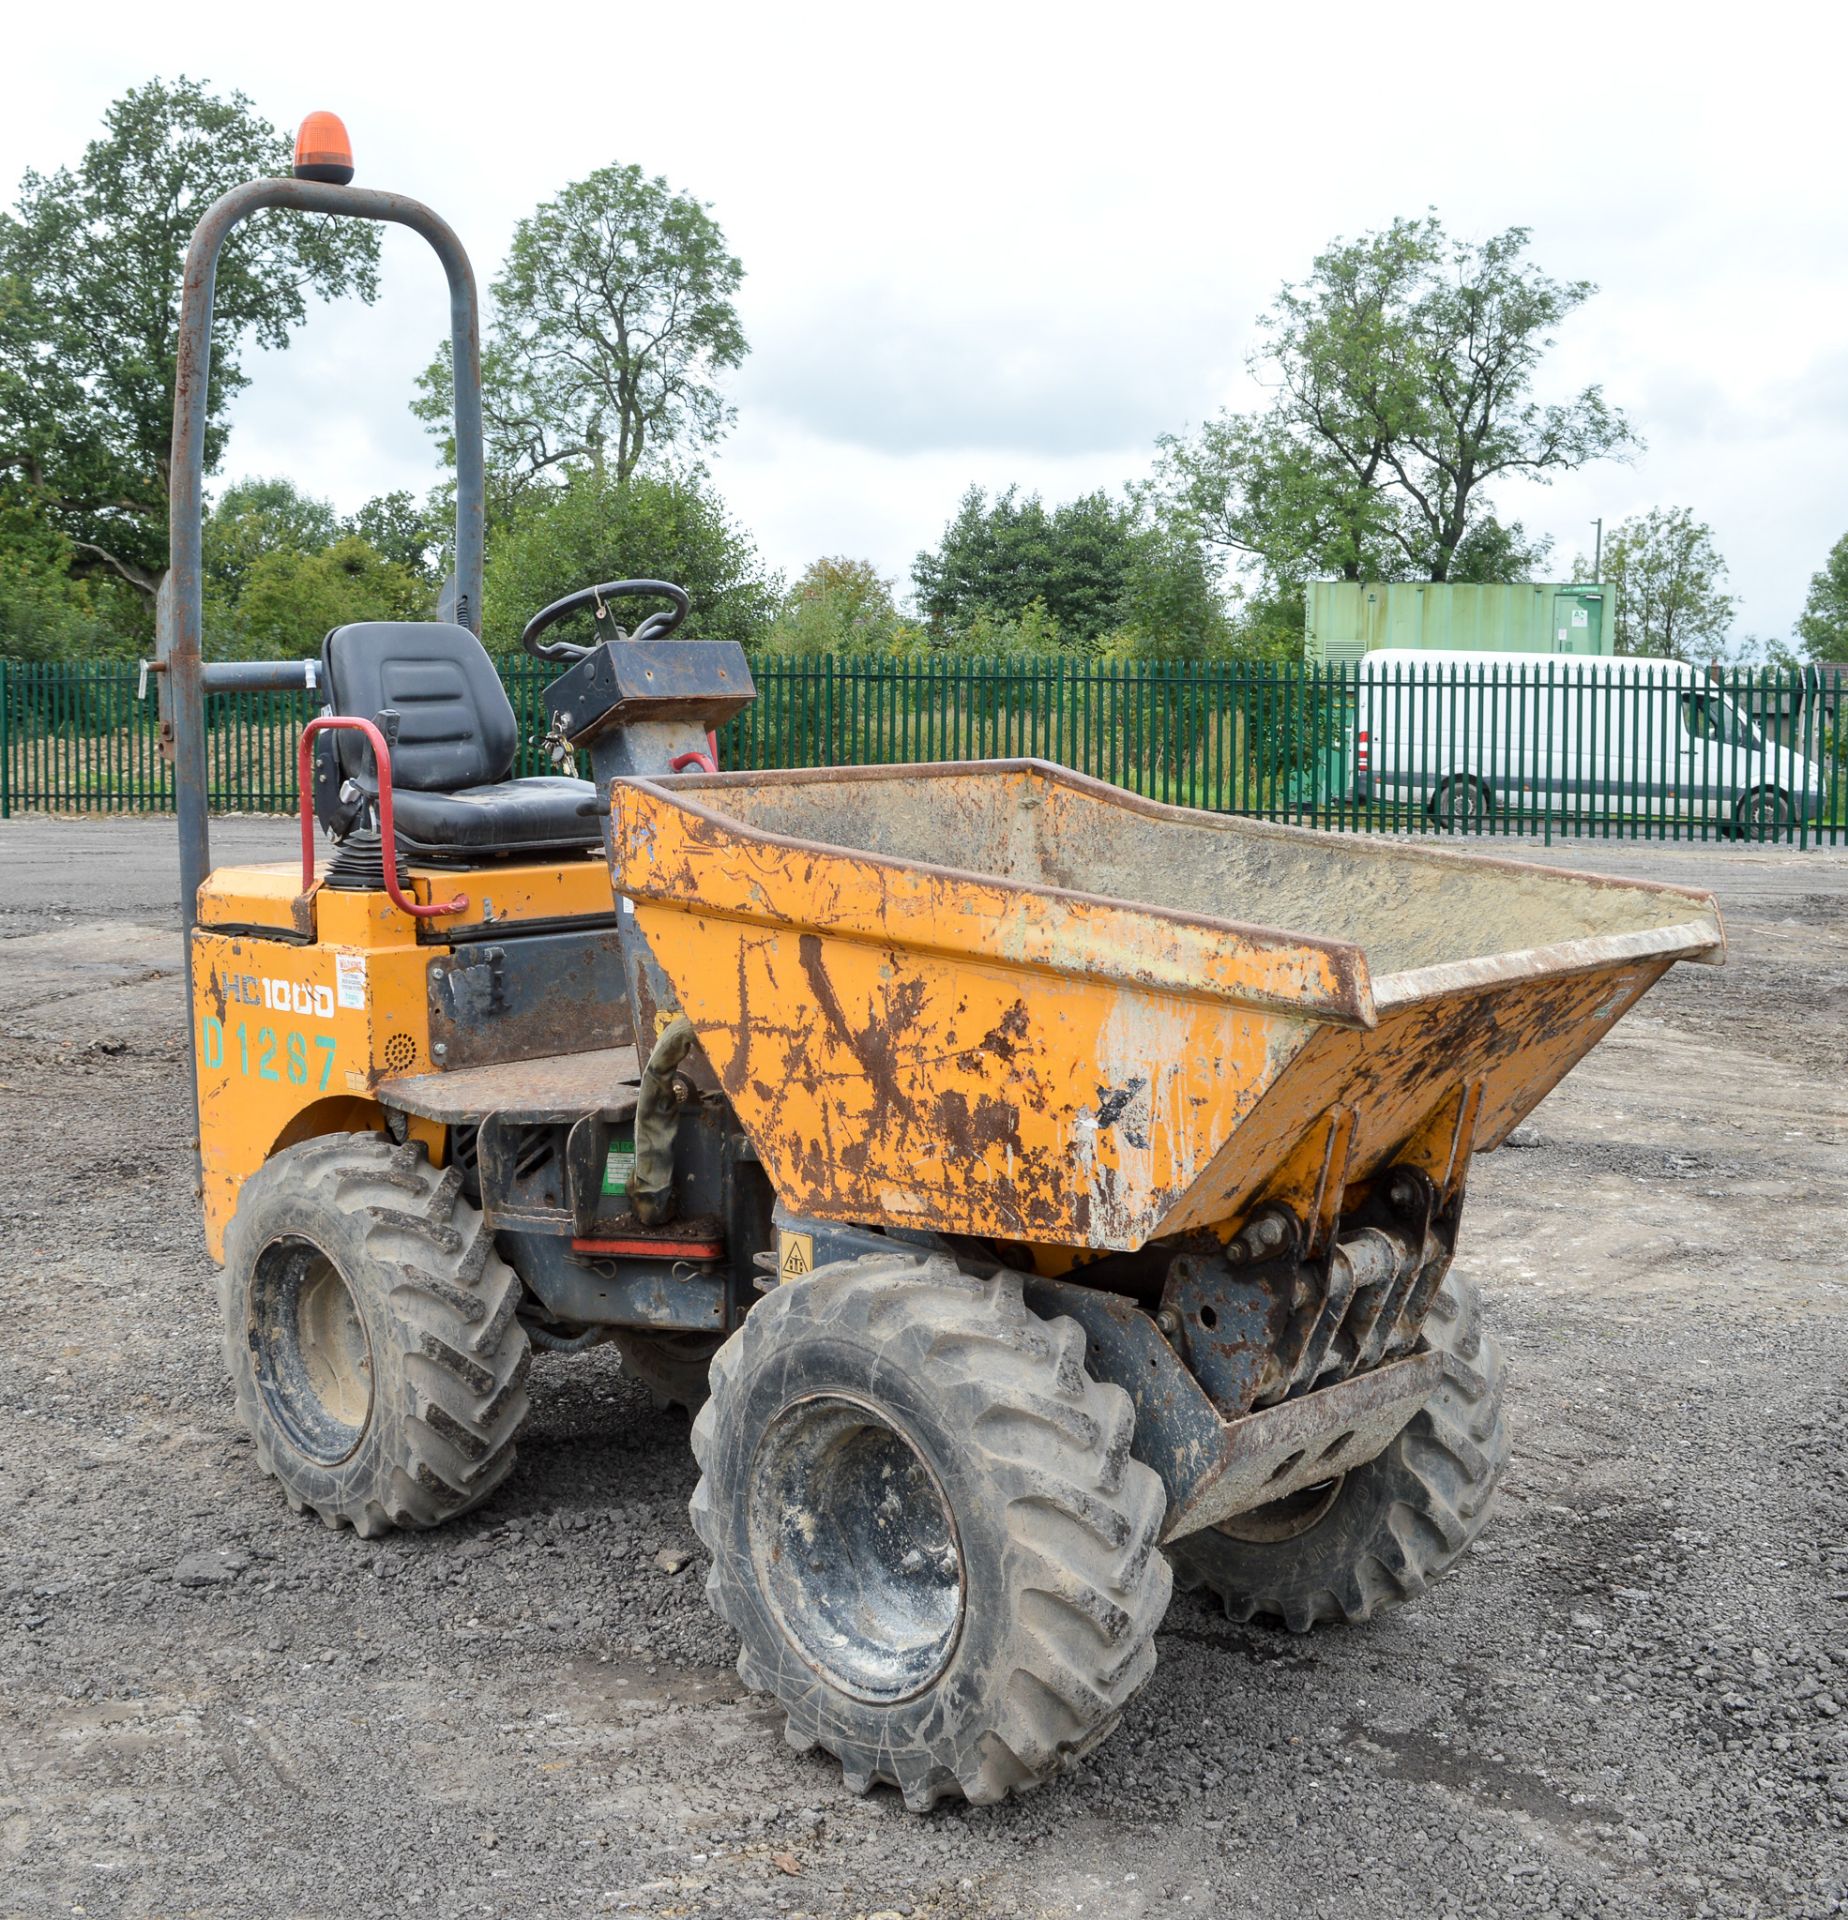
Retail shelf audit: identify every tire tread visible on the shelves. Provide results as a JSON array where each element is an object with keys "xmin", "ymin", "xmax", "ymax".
[{"xmin": 689, "ymin": 1256, "xmax": 1171, "ymax": 1809}]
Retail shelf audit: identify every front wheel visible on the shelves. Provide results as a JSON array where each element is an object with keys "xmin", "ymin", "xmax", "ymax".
[
  {"xmin": 611, "ymin": 1328, "xmax": 724, "ymax": 1411},
  {"xmin": 1168, "ymin": 1268, "xmax": 1508, "ymax": 1632},
  {"xmin": 1732, "ymin": 787, "xmax": 1792, "ymax": 840},
  {"xmin": 689, "ymin": 1256, "xmax": 1171, "ymax": 1809},
  {"xmin": 220, "ymin": 1134, "xmax": 531, "ymax": 1536}
]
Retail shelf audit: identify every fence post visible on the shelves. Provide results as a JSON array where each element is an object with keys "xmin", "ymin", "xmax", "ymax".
[{"xmin": 1793, "ymin": 665, "xmax": 1809, "ymax": 854}]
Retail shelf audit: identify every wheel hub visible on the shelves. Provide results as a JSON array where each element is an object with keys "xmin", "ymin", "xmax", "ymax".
[
  {"xmin": 249, "ymin": 1235, "xmax": 374, "ymax": 1465},
  {"xmin": 748, "ymin": 1393, "xmax": 964, "ymax": 1704}
]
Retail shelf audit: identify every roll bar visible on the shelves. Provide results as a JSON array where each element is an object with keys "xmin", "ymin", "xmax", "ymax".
[{"xmin": 164, "ymin": 164, "xmax": 486, "ymax": 1160}]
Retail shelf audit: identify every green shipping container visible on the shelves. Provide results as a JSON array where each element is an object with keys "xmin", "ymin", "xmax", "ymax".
[{"xmin": 1304, "ymin": 581, "xmax": 1612, "ymax": 664}]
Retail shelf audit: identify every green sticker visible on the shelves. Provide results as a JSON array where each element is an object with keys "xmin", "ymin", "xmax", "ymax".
[{"xmin": 602, "ymin": 1137, "xmax": 636, "ymax": 1197}]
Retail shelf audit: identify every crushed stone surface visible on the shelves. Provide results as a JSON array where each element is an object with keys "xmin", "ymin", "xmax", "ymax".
[{"xmin": 1, "ymin": 819, "xmax": 1844, "ymax": 1919}]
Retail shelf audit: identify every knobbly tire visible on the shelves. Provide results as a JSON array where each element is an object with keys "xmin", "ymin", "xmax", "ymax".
[
  {"xmin": 1168, "ymin": 1268, "xmax": 1509, "ymax": 1632},
  {"xmin": 689, "ymin": 1255, "xmax": 1172, "ymax": 1810},
  {"xmin": 612, "ymin": 1329, "xmax": 724, "ymax": 1412},
  {"xmin": 220, "ymin": 1133, "xmax": 531, "ymax": 1537}
]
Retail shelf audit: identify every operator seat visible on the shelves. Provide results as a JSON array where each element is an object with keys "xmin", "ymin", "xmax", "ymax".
[{"xmin": 311, "ymin": 621, "xmax": 600, "ymax": 864}]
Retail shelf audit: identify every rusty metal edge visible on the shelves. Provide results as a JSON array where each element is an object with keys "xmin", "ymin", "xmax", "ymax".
[
  {"xmin": 1166, "ymin": 1346, "xmax": 1446, "ymax": 1542},
  {"xmin": 378, "ymin": 1047, "xmax": 641, "ymax": 1125},
  {"xmin": 644, "ymin": 755, "xmax": 1728, "ymax": 919},
  {"xmin": 1370, "ymin": 913, "xmax": 1726, "ymax": 1011},
  {"xmin": 1023, "ymin": 1267, "xmax": 1446, "ymax": 1543},
  {"xmin": 1217, "ymin": 1348, "xmax": 1445, "ymax": 1466},
  {"xmin": 613, "ymin": 760, "xmax": 1381, "ymax": 1030}
]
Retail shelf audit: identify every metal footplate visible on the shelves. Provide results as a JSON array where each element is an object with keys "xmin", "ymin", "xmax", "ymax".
[
  {"xmin": 1176, "ymin": 1349, "xmax": 1442, "ymax": 1536},
  {"xmin": 1022, "ymin": 1271, "xmax": 1443, "ymax": 1544}
]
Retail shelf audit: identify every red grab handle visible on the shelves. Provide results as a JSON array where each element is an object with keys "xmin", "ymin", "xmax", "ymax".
[
  {"xmin": 298, "ymin": 716, "xmax": 468, "ymax": 919},
  {"xmin": 668, "ymin": 731, "xmax": 721, "ymax": 775}
]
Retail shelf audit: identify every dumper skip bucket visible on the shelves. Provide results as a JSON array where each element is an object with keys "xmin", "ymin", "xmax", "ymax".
[{"xmin": 608, "ymin": 760, "xmax": 1724, "ymax": 1251}]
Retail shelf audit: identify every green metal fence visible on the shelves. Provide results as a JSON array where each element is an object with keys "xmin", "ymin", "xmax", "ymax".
[{"xmin": 2, "ymin": 653, "xmax": 1842, "ymax": 846}]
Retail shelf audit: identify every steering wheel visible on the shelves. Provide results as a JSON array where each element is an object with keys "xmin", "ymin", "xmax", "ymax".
[{"xmin": 519, "ymin": 578, "xmax": 690, "ymax": 664}]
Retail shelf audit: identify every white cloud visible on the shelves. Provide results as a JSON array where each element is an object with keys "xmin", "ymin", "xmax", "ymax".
[{"xmin": 739, "ymin": 279, "xmax": 1241, "ymax": 457}]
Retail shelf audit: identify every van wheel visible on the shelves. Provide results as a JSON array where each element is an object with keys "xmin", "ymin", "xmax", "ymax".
[
  {"xmin": 1430, "ymin": 776, "xmax": 1491, "ymax": 831},
  {"xmin": 1732, "ymin": 788, "xmax": 1791, "ymax": 840}
]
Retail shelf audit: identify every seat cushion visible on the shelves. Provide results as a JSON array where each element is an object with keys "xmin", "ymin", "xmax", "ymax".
[
  {"xmin": 390, "ymin": 776, "xmax": 602, "ymax": 857},
  {"xmin": 321, "ymin": 622, "xmax": 517, "ymax": 792}
]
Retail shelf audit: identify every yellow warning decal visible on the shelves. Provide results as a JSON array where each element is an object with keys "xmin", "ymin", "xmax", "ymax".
[{"xmin": 777, "ymin": 1232, "xmax": 813, "ymax": 1282}]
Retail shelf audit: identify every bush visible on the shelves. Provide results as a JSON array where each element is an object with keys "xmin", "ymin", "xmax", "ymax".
[
  {"xmin": 754, "ymin": 557, "xmax": 920, "ymax": 660},
  {"xmin": 0, "ymin": 513, "xmax": 135, "ymax": 661},
  {"xmin": 924, "ymin": 599, "xmax": 1067, "ymax": 661},
  {"xmin": 212, "ymin": 535, "xmax": 428, "ymax": 659}
]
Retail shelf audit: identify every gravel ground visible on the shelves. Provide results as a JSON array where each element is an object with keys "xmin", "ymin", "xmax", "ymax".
[{"xmin": 1, "ymin": 818, "xmax": 1844, "ymax": 1920}]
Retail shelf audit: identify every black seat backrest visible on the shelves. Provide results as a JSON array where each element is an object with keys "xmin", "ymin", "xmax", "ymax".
[{"xmin": 320, "ymin": 622, "xmax": 517, "ymax": 792}]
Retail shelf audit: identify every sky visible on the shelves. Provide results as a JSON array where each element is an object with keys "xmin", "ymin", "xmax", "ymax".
[{"xmin": 7, "ymin": 1, "xmax": 1846, "ymax": 643}]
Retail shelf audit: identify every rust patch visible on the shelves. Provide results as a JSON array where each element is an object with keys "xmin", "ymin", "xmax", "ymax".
[
  {"xmin": 932, "ymin": 1088, "xmax": 1026, "ymax": 1160},
  {"xmin": 958, "ymin": 1000, "xmax": 1031, "ymax": 1071},
  {"xmin": 795, "ymin": 931, "xmax": 929, "ymax": 1141}
]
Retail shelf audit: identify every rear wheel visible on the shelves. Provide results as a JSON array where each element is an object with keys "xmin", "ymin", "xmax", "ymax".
[
  {"xmin": 221, "ymin": 1134, "xmax": 531, "ymax": 1536},
  {"xmin": 1168, "ymin": 1268, "xmax": 1508, "ymax": 1631},
  {"xmin": 1430, "ymin": 775, "xmax": 1492, "ymax": 831},
  {"xmin": 689, "ymin": 1256, "xmax": 1171, "ymax": 1809}
]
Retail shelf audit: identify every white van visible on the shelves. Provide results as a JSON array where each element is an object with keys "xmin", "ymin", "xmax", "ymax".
[{"xmin": 1353, "ymin": 649, "xmax": 1824, "ymax": 832}]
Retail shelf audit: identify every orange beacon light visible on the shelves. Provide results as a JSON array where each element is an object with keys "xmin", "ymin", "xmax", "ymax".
[{"xmin": 292, "ymin": 112, "xmax": 355, "ymax": 186}]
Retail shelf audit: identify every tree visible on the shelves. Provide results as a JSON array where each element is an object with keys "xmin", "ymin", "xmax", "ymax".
[
  {"xmin": 204, "ymin": 476, "xmax": 340, "ymax": 597},
  {"xmin": 1796, "ymin": 532, "xmax": 1848, "ymax": 662},
  {"xmin": 1587, "ymin": 508, "xmax": 1735, "ymax": 661},
  {"xmin": 1151, "ymin": 410, "xmax": 1406, "ymax": 593},
  {"xmin": 1155, "ymin": 215, "xmax": 1633, "ymax": 590},
  {"xmin": 1108, "ymin": 520, "xmax": 1234, "ymax": 660},
  {"xmin": 415, "ymin": 164, "xmax": 745, "ymax": 493},
  {"xmin": 0, "ymin": 77, "xmax": 380, "ymax": 603},
  {"xmin": 480, "ymin": 467, "xmax": 778, "ymax": 655},
  {"xmin": 1446, "ymin": 517, "xmax": 1554, "ymax": 584},
  {"xmin": 343, "ymin": 490, "xmax": 441, "ymax": 581},
  {"xmin": 913, "ymin": 486, "xmax": 1224, "ymax": 653}
]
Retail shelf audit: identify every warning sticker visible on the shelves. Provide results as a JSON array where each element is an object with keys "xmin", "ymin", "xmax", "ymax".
[
  {"xmin": 335, "ymin": 953, "xmax": 367, "ymax": 1011},
  {"xmin": 777, "ymin": 1232, "xmax": 814, "ymax": 1283}
]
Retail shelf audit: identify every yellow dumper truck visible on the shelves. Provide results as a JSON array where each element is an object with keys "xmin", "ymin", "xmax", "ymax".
[{"xmin": 163, "ymin": 122, "xmax": 1726, "ymax": 1810}]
